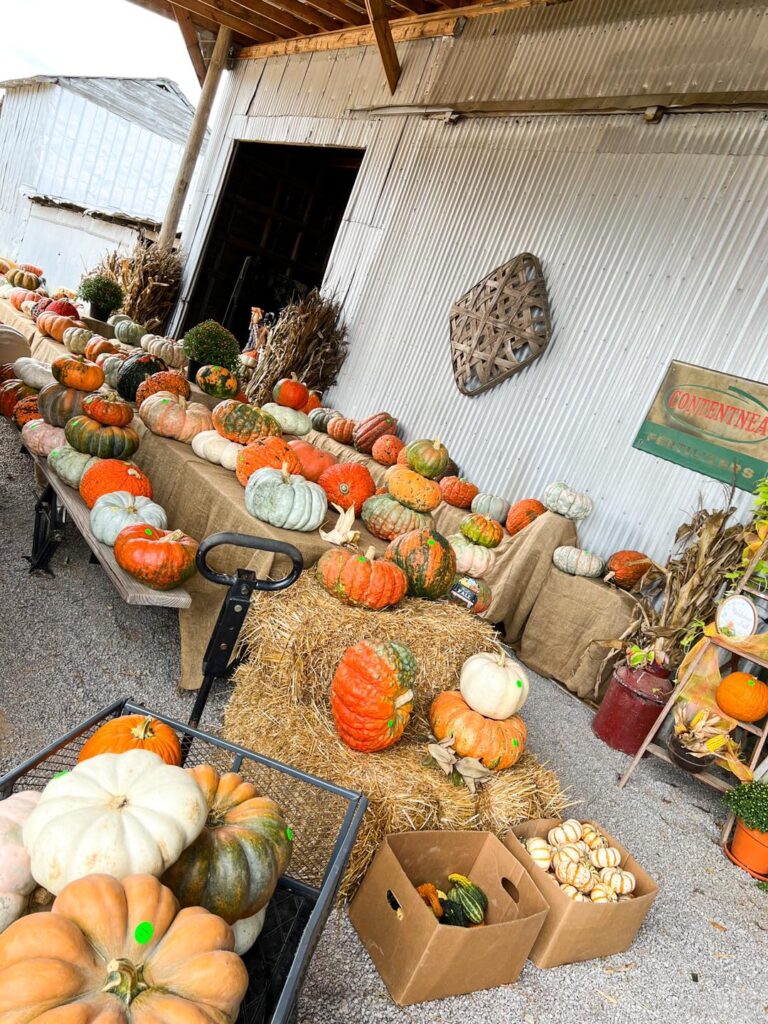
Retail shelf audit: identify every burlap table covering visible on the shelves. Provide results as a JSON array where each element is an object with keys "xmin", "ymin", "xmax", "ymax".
[
  {"xmin": 132, "ymin": 422, "xmax": 389, "ymax": 689},
  {"xmin": 519, "ymin": 567, "xmax": 636, "ymax": 699}
]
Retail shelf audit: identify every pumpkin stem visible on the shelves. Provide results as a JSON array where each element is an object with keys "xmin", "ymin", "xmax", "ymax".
[
  {"xmin": 130, "ymin": 716, "xmax": 156, "ymax": 741},
  {"xmin": 280, "ymin": 460, "xmax": 292, "ymax": 482},
  {"xmin": 364, "ymin": 546, "xmax": 376, "ymax": 561},
  {"xmin": 103, "ymin": 958, "xmax": 149, "ymax": 1003},
  {"xmin": 394, "ymin": 689, "xmax": 413, "ymax": 709},
  {"xmin": 157, "ymin": 530, "xmax": 185, "ymax": 543},
  {"xmin": 433, "ymin": 437, "xmax": 441, "ymax": 449},
  {"xmin": 496, "ymin": 649, "xmax": 507, "ymax": 666}
]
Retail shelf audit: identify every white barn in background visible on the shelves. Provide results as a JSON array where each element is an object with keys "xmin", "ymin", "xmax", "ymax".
[{"xmin": 0, "ymin": 76, "xmax": 198, "ymax": 290}]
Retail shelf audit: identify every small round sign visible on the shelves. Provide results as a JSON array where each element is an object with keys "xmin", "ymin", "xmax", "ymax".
[{"xmin": 715, "ymin": 594, "xmax": 758, "ymax": 641}]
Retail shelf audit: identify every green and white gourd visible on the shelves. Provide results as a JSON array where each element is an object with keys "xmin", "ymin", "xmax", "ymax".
[
  {"xmin": 100, "ymin": 354, "xmax": 127, "ymax": 390},
  {"xmin": 89, "ymin": 491, "xmax": 168, "ymax": 546},
  {"xmin": 113, "ymin": 320, "xmax": 146, "ymax": 346},
  {"xmin": 245, "ymin": 466, "xmax": 327, "ymax": 532},
  {"xmin": 47, "ymin": 446, "xmax": 100, "ymax": 489},
  {"xmin": 447, "ymin": 533, "xmax": 496, "ymax": 579},
  {"xmin": 107, "ymin": 313, "xmax": 132, "ymax": 326},
  {"xmin": 141, "ymin": 334, "xmax": 187, "ymax": 369},
  {"xmin": 261, "ymin": 402, "xmax": 311, "ymax": 436},
  {"xmin": 63, "ymin": 326, "xmax": 94, "ymax": 354},
  {"xmin": 553, "ymin": 545, "xmax": 605, "ymax": 578},
  {"xmin": 471, "ymin": 493, "xmax": 510, "ymax": 524},
  {"xmin": 191, "ymin": 429, "xmax": 243, "ymax": 471},
  {"xmin": 543, "ymin": 482, "xmax": 594, "ymax": 521},
  {"xmin": 13, "ymin": 357, "xmax": 54, "ymax": 390}
]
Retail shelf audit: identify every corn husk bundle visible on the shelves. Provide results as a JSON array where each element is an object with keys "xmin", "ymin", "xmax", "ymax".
[
  {"xmin": 223, "ymin": 574, "xmax": 567, "ymax": 898},
  {"xmin": 244, "ymin": 289, "xmax": 347, "ymax": 406},
  {"xmin": 93, "ymin": 242, "xmax": 183, "ymax": 332}
]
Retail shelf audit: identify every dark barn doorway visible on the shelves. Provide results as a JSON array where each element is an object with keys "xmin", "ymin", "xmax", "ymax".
[{"xmin": 182, "ymin": 141, "xmax": 364, "ymax": 340}]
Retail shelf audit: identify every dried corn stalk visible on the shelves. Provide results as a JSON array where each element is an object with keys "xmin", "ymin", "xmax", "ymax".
[
  {"xmin": 92, "ymin": 241, "xmax": 183, "ymax": 332},
  {"xmin": 245, "ymin": 290, "xmax": 347, "ymax": 406}
]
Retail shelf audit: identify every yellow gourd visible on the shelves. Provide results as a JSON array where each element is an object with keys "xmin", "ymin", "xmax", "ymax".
[
  {"xmin": 600, "ymin": 866, "xmax": 636, "ymax": 895},
  {"xmin": 590, "ymin": 846, "xmax": 622, "ymax": 869},
  {"xmin": 547, "ymin": 819, "xmax": 583, "ymax": 847}
]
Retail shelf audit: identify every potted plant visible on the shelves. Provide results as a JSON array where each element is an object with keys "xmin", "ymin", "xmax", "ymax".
[
  {"xmin": 182, "ymin": 320, "xmax": 240, "ymax": 382},
  {"xmin": 78, "ymin": 275, "xmax": 124, "ymax": 321},
  {"xmin": 724, "ymin": 781, "xmax": 768, "ymax": 876}
]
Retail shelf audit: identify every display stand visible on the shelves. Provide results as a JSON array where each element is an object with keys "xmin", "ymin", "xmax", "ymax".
[{"xmin": 618, "ymin": 536, "xmax": 768, "ymax": 851}]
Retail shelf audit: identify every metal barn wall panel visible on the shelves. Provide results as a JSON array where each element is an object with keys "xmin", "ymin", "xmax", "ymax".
[{"xmin": 0, "ymin": 84, "xmax": 55, "ymax": 254}]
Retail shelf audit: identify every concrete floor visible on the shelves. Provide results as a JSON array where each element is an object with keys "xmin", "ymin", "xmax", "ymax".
[{"xmin": 1, "ymin": 420, "xmax": 765, "ymax": 1023}]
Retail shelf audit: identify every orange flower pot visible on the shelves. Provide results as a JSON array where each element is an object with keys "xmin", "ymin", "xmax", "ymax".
[{"xmin": 731, "ymin": 820, "xmax": 768, "ymax": 877}]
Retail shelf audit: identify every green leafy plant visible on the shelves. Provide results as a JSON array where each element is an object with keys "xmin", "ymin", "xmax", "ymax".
[
  {"xmin": 182, "ymin": 320, "xmax": 240, "ymax": 371},
  {"xmin": 78, "ymin": 275, "xmax": 124, "ymax": 315},
  {"xmin": 724, "ymin": 781, "xmax": 768, "ymax": 833}
]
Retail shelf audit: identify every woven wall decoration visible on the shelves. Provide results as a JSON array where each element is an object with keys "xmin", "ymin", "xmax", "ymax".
[{"xmin": 450, "ymin": 253, "xmax": 552, "ymax": 397}]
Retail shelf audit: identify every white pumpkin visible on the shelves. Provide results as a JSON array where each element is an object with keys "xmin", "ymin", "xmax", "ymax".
[
  {"xmin": 524, "ymin": 837, "xmax": 552, "ymax": 871},
  {"xmin": 459, "ymin": 650, "xmax": 529, "ymax": 720},
  {"xmin": 553, "ymin": 545, "xmax": 606, "ymax": 578},
  {"xmin": 471, "ymin": 492, "xmax": 510, "ymax": 524},
  {"xmin": 23, "ymin": 749, "xmax": 208, "ymax": 894},
  {"xmin": 447, "ymin": 534, "xmax": 496, "ymax": 579},
  {"xmin": 0, "ymin": 791, "xmax": 41, "ymax": 933},
  {"xmin": 232, "ymin": 906, "xmax": 267, "ymax": 954},
  {"xmin": 560, "ymin": 883, "xmax": 589, "ymax": 902},
  {"xmin": 542, "ymin": 482, "xmax": 594, "ymax": 520},
  {"xmin": 192, "ymin": 429, "xmax": 243, "ymax": 470},
  {"xmin": 20, "ymin": 419, "xmax": 66, "ymax": 457},
  {"xmin": 245, "ymin": 465, "xmax": 327, "ymax": 532},
  {"xmin": 108, "ymin": 313, "xmax": 132, "ymax": 326},
  {"xmin": 63, "ymin": 326, "xmax": 94, "ymax": 354},
  {"xmin": 600, "ymin": 866, "xmax": 636, "ymax": 895},
  {"xmin": 13, "ymin": 357, "xmax": 54, "ymax": 390},
  {"xmin": 548, "ymin": 819, "xmax": 583, "ymax": 847},
  {"xmin": 589, "ymin": 846, "xmax": 622, "ymax": 870},
  {"xmin": 90, "ymin": 490, "xmax": 168, "ymax": 546},
  {"xmin": 219, "ymin": 440, "xmax": 242, "ymax": 471},
  {"xmin": 262, "ymin": 402, "xmax": 311, "ymax": 436},
  {"xmin": 141, "ymin": 333, "xmax": 187, "ymax": 369},
  {"xmin": 590, "ymin": 883, "xmax": 618, "ymax": 904}
]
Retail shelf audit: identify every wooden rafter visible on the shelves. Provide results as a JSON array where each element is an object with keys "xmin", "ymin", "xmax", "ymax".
[
  {"xmin": 297, "ymin": 0, "xmax": 367, "ymax": 26},
  {"xmin": 365, "ymin": 0, "xmax": 400, "ymax": 92},
  {"xmin": 169, "ymin": 0, "xmax": 278, "ymax": 41},
  {"xmin": 389, "ymin": 0, "xmax": 433, "ymax": 16},
  {"xmin": 172, "ymin": 3, "xmax": 207, "ymax": 85},
  {"xmin": 226, "ymin": 0, "xmax": 327, "ymax": 34},
  {"xmin": 237, "ymin": 0, "xmax": 341, "ymax": 31}
]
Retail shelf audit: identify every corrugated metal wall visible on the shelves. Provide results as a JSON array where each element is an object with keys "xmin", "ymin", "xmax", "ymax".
[
  {"xmin": 0, "ymin": 84, "xmax": 54, "ymax": 254},
  {"xmin": 178, "ymin": 0, "xmax": 768, "ymax": 560}
]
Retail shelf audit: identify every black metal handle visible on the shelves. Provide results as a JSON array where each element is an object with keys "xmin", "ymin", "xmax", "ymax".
[{"xmin": 196, "ymin": 532, "xmax": 303, "ymax": 590}]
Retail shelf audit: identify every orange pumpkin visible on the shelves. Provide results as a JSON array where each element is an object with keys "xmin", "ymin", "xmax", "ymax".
[
  {"xmin": 114, "ymin": 525, "xmax": 198, "ymax": 591},
  {"xmin": 0, "ymin": 874, "xmax": 249, "ymax": 1022},
  {"xmin": 135, "ymin": 369, "xmax": 191, "ymax": 407},
  {"xmin": 0, "ymin": 379, "xmax": 36, "ymax": 417},
  {"xmin": 385, "ymin": 466, "xmax": 441, "ymax": 512},
  {"xmin": 37, "ymin": 312, "xmax": 76, "ymax": 342},
  {"xmin": 12, "ymin": 394, "xmax": 40, "ymax": 428},
  {"xmin": 396, "ymin": 445, "xmax": 409, "ymax": 466},
  {"xmin": 84, "ymin": 337, "xmax": 117, "ymax": 361},
  {"xmin": 300, "ymin": 390, "xmax": 322, "ymax": 413},
  {"xmin": 331, "ymin": 640, "xmax": 416, "ymax": 751},
  {"xmin": 317, "ymin": 545, "xmax": 408, "ymax": 610},
  {"xmin": 51, "ymin": 354, "xmax": 104, "ymax": 392},
  {"xmin": 9, "ymin": 288, "xmax": 38, "ymax": 311},
  {"xmin": 235, "ymin": 436, "xmax": 303, "ymax": 486},
  {"xmin": 716, "ymin": 671, "xmax": 768, "ymax": 723},
  {"xmin": 460, "ymin": 513, "xmax": 503, "ymax": 549},
  {"xmin": 81, "ymin": 390, "xmax": 134, "ymax": 426},
  {"xmin": 439, "ymin": 476, "xmax": 479, "ymax": 509},
  {"xmin": 318, "ymin": 462, "xmax": 375, "ymax": 515},
  {"xmin": 605, "ymin": 549, "xmax": 653, "ymax": 589},
  {"xmin": 77, "ymin": 714, "xmax": 181, "ymax": 764},
  {"xmin": 79, "ymin": 459, "xmax": 153, "ymax": 509},
  {"xmin": 371, "ymin": 433, "xmax": 404, "ymax": 466},
  {"xmin": 326, "ymin": 416, "xmax": 358, "ymax": 445},
  {"xmin": 273, "ymin": 374, "xmax": 309, "ymax": 409},
  {"xmin": 430, "ymin": 690, "xmax": 527, "ymax": 770},
  {"xmin": 506, "ymin": 498, "xmax": 547, "ymax": 536},
  {"xmin": 287, "ymin": 438, "xmax": 337, "ymax": 482}
]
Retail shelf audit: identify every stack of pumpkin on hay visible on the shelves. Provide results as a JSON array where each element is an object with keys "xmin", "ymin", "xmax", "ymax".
[{"xmin": 0, "ymin": 714, "xmax": 292, "ymax": 1022}]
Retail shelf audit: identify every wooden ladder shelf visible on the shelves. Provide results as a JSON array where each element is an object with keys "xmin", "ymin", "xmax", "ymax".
[{"xmin": 617, "ymin": 535, "xmax": 768, "ymax": 852}]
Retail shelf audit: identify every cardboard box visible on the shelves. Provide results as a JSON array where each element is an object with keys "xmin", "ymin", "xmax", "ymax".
[
  {"xmin": 348, "ymin": 830, "xmax": 549, "ymax": 1005},
  {"xmin": 507, "ymin": 819, "xmax": 659, "ymax": 968}
]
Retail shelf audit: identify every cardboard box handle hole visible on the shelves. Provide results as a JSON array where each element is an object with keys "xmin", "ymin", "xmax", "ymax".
[
  {"xmin": 386, "ymin": 890, "xmax": 404, "ymax": 919},
  {"xmin": 502, "ymin": 878, "xmax": 520, "ymax": 903}
]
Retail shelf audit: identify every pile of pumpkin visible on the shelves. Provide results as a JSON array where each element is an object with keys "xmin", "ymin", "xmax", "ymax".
[
  {"xmin": 524, "ymin": 819, "xmax": 638, "ymax": 903},
  {"xmin": 0, "ymin": 713, "xmax": 292, "ymax": 1021},
  {"xmin": 0, "ymin": 354, "xmax": 200, "ymax": 592},
  {"xmin": 331, "ymin": 641, "xmax": 529, "ymax": 774}
]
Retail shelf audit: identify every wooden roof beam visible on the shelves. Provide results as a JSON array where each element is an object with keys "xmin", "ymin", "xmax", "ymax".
[
  {"xmin": 236, "ymin": 0, "xmax": 341, "ymax": 30},
  {"xmin": 229, "ymin": 0, "xmax": 336, "ymax": 34},
  {"xmin": 365, "ymin": 0, "xmax": 400, "ymax": 92},
  {"xmin": 296, "ymin": 0, "xmax": 367, "ymax": 26},
  {"xmin": 389, "ymin": 0, "xmax": 434, "ymax": 15},
  {"xmin": 172, "ymin": 4, "xmax": 207, "ymax": 85},
  {"xmin": 169, "ymin": 0, "xmax": 282, "ymax": 41}
]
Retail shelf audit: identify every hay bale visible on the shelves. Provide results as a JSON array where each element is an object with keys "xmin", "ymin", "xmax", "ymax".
[{"xmin": 224, "ymin": 573, "xmax": 567, "ymax": 898}]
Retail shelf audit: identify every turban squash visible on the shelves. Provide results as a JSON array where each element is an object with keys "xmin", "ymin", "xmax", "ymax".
[
  {"xmin": 430, "ymin": 690, "xmax": 527, "ymax": 770},
  {"xmin": 331, "ymin": 640, "xmax": 416, "ymax": 752},
  {"xmin": 0, "ymin": 873, "xmax": 248, "ymax": 1022},
  {"xmin": 162, "ymin": 764, "xmax": 292, "ymax": 923},
  {"xmin": 317, "ymin": 545, "xmax": 407, "ymax": 610}
]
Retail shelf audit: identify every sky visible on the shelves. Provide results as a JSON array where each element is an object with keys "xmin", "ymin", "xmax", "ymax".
[{"xmin": 1, "ymin": 0, "xmax": 201, "ymax": 104}]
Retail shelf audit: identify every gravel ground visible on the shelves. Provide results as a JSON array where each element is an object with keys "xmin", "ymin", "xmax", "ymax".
[{"xmin": 1, "ymin": 420, "xmax": 766, "ymax": 1023}]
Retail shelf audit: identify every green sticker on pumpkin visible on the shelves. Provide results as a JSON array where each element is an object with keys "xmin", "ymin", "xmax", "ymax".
[
  {"xmin": 286, "ymin": 827, "xmax": 294, "ymax": 841},
  {"xmin": 134, "ymin": 921, "xmax": 154, "ymax": 944},
  {"xmin": 427, "ymin": 539, "xmax": 435, "ymax": 546},
  {"xmin": 145, "ymin": 528, "xmax": 153, "ymax": 536},
  {"xmin": 387, "ymin": 719, "xmax": 394, "ymax": 728},
  {"xmin": 749, "ymin": 679, "xmax": 756, "ymax": 686},
  {"xmin": 512, "ymin": 739, "xmax": 519, "ymax": 748},
  {"xmin": 53, "ymin": 770, "xmax": 69, "ymax": 779},
  {"xmin": 516, "ymin": 679, "xmax": 523, "ymax": 688}
]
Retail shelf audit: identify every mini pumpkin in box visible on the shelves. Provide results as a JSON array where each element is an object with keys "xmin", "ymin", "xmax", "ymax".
[
  {"xmin": 317, "ymin": 545, "xmax": 408, "ymax": 610},
  {"xmin": 331, "ymin": 640, "xmax": 416, "ymax": 752}
]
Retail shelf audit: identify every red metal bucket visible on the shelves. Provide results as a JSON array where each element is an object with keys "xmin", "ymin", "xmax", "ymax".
[{"xmin": 592, "ymin": 662, "xmax": 673, "ymax": 756}]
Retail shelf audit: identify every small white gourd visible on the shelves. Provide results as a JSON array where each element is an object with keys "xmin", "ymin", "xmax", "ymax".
[
  {"xmin": 554, "ymin": 858, "xmax": 594, "ymax": 893},
  {"xmin": 581, "ymin": 823, "xmax": 608, "ymax": 850},
  {"xmin": 548, "ymin": 819, "xmax": 583, "ymax": 847},
  {"xmin": 590, "ymin": 883, "xmax": 618, "ymax": 904},
  {"xmin": 600, "ymin": 867, "xmax": 636, "ymax": 895},
  {"xmin": 559, "ymin": 883, "xmax": 589, "ymax": 902},
  {"xmin": 590, "ymin": 846, "xmax": 622, "ymax": 870},
  {"xmin": 524, "ymin": 837, "xmax": 552, "ymax": 871}
]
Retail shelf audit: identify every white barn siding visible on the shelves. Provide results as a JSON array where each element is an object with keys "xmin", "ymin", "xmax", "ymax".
[
  {"xmin": 0, "ymin": 85, "xmax": 54, "ymax": 255},
  {"xmin": 178, "ymin": 0, "xmax": 768, "ymax": 560}
]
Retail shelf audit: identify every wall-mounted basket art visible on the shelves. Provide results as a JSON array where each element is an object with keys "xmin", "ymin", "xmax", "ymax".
[{"xmin": 450, "ymin": 252, "xmax": 552, "ymax": 397}]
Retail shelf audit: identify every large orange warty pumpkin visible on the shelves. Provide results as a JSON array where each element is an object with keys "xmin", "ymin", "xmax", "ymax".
[
  {"xmin": 331, "ymin": 640, "xmax": 416, "ymax": 752},
  {"xmin": 430, "ymin": 690, "xmax": 526, "ymax": 770}
]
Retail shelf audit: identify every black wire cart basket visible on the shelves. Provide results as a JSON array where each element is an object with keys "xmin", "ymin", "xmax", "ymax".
[{"xmin": 0, "ymin": 698, "xmax": 367, "ymax": 1024}]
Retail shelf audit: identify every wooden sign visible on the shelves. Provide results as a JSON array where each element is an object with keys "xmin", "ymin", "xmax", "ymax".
[{"xmin": 633, "ymin": 361, "xmax": 768, "ymax": 491}]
